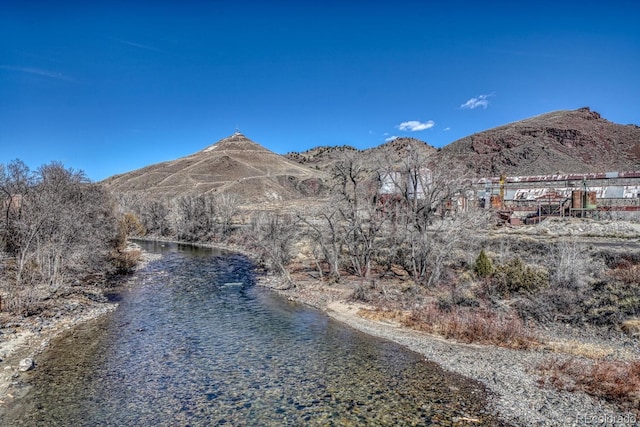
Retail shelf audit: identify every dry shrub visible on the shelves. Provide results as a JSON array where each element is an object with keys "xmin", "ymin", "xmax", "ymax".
[
  {"xmin": 585, "ymin": 279, "xmax": 640, "ymax": 326},
  {"xmin": 540, "ymin": 358, "xmax": 640, "ymax": 415},
  {"xmin": 110, "ymin": 249, "xmax": 141, "ymax": 273},
  {"xmin": 3, "ymin": 287, "xmax": 40, "ymax": 315},
  {"xmin": 598, "ymin": 251, "xmax": 640, "ymax": 270},
  {"xmin": 491, "ymin": 256, "xmax": 549, "ymax": 298},
  {"xmin": 120, "ymin": 212, "xmax": 146, "ymax": 237},
  {"xmin": 358, "ymin": 307, "xmax": 410, "ymax": 324},
  {"xmin": 621, "ymin": 318, "xmax": 640, "ymax": 338},
  {"xmin": 610, "ymin": 263, "xmax": 640, "ymax": 285},
  {"xmin": 404, "ymin": 303, "xmax": 537, "ymax": 349},
  {"xmin": 350, "ymin": 281, "xmax": 371, "ymax": 302}
]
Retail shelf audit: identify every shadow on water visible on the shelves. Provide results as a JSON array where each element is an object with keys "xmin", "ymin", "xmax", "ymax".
[{"xmin": 3, "ymin": 241, "xmax": 507, "ymax": 426}]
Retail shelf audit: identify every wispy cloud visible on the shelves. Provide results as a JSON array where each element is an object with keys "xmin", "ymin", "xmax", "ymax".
[
  {"xmin": 443, "ymin": 127, "xmax": 451, "ymax": 131},
  {"xmin": 115, "ymin": 39, "xmax": 165, "ymax": 53},
  {"xmin": 385, "ymin": 135, "xmax": 399, "ymax": 142},
  {"xmin": 488, "ymin": 47, "xmax": 561, "ymax": 59},
  {"xmin": 0, "ymin": 65, "xmax": 76, "ymax": 82},
  {"xmin": 460, "ymin": 93, "xmax": 493, "ymax": 110},
  {"xmin": 397, "ymin": 120, "xmax": 435, "ymax": 132}
]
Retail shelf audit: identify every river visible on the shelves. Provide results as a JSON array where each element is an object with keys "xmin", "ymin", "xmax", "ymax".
[{"xmin": 4, "ymin": 241, "xmax": 503, "ymax": 426}]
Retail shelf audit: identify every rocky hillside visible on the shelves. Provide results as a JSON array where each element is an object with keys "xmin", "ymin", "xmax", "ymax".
[
  {"xmin": 438, "ymin": 107, "xmax": 640, "ymax": 177},
  {"xmin": 285, "ymin": 137, "xmax": 438, "ymax": 173},
  {"xmin": 286, "ymin": 108, "xmax": 640, "ymax": 178},
  {"xmin": 102, "ymin": 132, "xmax": 328, "ymax": 201},
  {"xmin": 285, "ymin": 145, "xmax": 359, "ymax": 171}
]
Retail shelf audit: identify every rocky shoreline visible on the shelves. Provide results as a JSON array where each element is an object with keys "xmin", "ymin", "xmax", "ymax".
[
  {"xmin": 0, "ymin": 301, "xmax": 118, "ymax": 413},
  {"xmin": 258, "ymin": 274, "xmax": 640, "ymax": 427}
]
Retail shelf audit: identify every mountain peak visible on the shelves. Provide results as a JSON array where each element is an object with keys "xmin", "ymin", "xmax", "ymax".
[
  {"xmin": 439, "ymin": 107, "xmax": 640, "ymax": 176},
  {"xmin": 202, "ymin": 132, "xmax": 273, "ymax": 153},
  {"xmin": 104, "ymin": 130, "xmax": 327, "ymax": 201}
]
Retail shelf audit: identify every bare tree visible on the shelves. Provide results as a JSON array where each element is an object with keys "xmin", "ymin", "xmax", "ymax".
[
  {"xmin": 174, "ymin": 195, "xmax": 216, "ymax": 241},
  {"xmin": 0, "ymin": 160, "xmax": 34, "ymax": 255},
  {"xmin": 213, "ymin": 193, "xmax": 238, "ymax": 236},
  {"xmin": 331, "ymin": 152, "xmax": 385, "ymax": 278},
  {"xmin": 374, "ymin": 145, "xmax": 479, "ymax": 286},
  {"xmin": 140, "ymin": 198, "xmax": 171, "ymax": 237},
  {"xmin": 0, "ymin": 161, "xmax": 120, "ymax": 313},
  {"xmin": 297, "ymin": 207, "xmax": 342, "ymax": 282},
  {"xmin": 249, "ymin": 212, "xmax": 298, "ymax": 284},
  {"xmin": 115, "ymin": 192, "xmax": 236, "ymax": 240}
]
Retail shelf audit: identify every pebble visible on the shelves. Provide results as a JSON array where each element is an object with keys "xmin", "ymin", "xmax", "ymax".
[{"xmin": 18, "ymin": 358, "xmax": 35, "ymax": 372}]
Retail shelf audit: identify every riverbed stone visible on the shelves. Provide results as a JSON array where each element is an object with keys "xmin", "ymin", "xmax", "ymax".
[
  {"xmin": 18, "ymin": 357, "xmax": 35, "ymax": 371},
  {"xmin": 621, "ymin": 318, "xmax": 640, "ymax": 338}
]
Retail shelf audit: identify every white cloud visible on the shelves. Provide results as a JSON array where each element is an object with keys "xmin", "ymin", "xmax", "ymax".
[
  {"xmin": 460, "ymin": 94, "xmax": 493, "ymax": 109},
  {"xmin": 397, "ymin": 120, "xmax": 435, "ymax": 132},
  {"xmin": 443, "ymin": 127, "xmax": 451, "ymax": 131},
  {"xmin": 385, "ymin": 135, "xmax": 399, "ymax": 142}
]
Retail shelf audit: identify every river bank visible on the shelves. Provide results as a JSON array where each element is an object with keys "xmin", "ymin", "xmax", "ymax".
[
  {"xmin": 2, "ymin": 238, "xmax": 637, "ymax": 426},
  {"xmin": 0, "ymin": 245, "xmax": 161, "ymax": 414},
  {"xmin": 0, "ymin": 300, "xmax": 118, "ymax": 411},
  {"xmin": 258, "ymin": 274, "xmax": 640, "ymax": 427},
  {"xmin": 1, "ymin": 241, "xmax": 507, "ymax": 426}
]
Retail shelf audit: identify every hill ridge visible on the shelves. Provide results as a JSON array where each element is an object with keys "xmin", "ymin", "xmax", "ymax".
[
  {"xmin": 102, "ymin": 132, "xmax": 328, "ymax": 202},
  {"xmin": 437, "ymin": 107, "xmax": 640, "ymax": 176},
  {"xmin": 103, "ymin": 108, "xmax": 640, "ymax": 201}
]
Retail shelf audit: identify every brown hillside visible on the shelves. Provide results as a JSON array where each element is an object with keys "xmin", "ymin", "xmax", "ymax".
[
  {"xmin": 285, "ymin": 145, "xmax": 358, "ymax": 170},
  {"xmin": 102, "ymin": 132, "xmax": 328, "ymax": 201},
  {"xmin": 285, "ymin": 137, "xmax": 438, "ymax": 173},
  {"xmin": 438, "ymin": 107, "xmax": 640, "ymax": 177},
  {"xmin": 365, "ymin": 137, "xmax": 438, "ymax": 162},
  {"xmin": 103, "ymin": 109, "xmax": 639, "ymax": 203}
]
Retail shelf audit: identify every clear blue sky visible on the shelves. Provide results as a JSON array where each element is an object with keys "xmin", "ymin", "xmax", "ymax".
[{"xmin": 2, "ymin": 1, "xmax": 639, "ymax": 181}]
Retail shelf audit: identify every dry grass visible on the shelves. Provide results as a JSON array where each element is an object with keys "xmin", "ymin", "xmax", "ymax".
[
  {"xmin": 1, "ymin": 285, "xmax": 42, "ymax": 315},
  {"xmin": 357, "ymin": 307, "xmax": 411, "ymax": 325},
  {"xmin": 609, "ymin": 262, "xmax": 640, "ymax": 285},
  {"xmin": 621, "ymin": 318, "xmax": 640, "ymax": 337},
  {"xmin": 360, "ymin": 303, "xmax": 538, "ymax": 349},
  {"xmin": 544, "ymin": 340, "xmax": 616, "ymax": 360},
  {"xmin": 539, "ymin": 358, "xmax": 640, "ymax": 415}
]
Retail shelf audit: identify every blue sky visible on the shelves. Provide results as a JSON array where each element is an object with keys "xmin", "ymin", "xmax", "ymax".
[{"xmin": 1, "ymin": 1, "xmax": 639, "ymax": 181}]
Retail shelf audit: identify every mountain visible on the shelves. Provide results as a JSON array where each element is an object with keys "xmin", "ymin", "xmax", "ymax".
[
  {"xmin": 285, "ymin": 137, "xmax": 438, "ymax": 173},
  {"xmin": 285, "ymin": 145, "xmax": 359, "ymax": 170},
  {"xmin": 438, "ymin": 107, "xmax": 640, "ymax": 177},
  {"xmin": 102, "ymin": 132, "xmax": 328, "ymax": 201},
  {"xmin": 103, "ymin": 109, "xmax": 640, "ymax": 202}
]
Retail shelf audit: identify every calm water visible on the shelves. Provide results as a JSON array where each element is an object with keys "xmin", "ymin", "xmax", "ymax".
[{"xmin": 4, "ymin": 242, "xmax": 503, "ymax": 426}]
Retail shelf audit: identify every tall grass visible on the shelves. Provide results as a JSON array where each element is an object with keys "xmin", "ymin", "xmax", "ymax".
[
  {"xmin": 403, "ymin": 303, "xmax": 538, "ymax": 349},
  {"xmin": 539, "ymin": 358, "xmax": 640, "ymax": 415}
]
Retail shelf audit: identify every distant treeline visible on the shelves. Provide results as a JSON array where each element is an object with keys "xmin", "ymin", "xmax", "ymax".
[{"xmin": 116, "ymin": 148, "xmax": 480, "ymax": 287}]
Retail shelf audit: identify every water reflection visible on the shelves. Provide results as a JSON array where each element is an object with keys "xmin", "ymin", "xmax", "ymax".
[{"xmin": 4, "ymin": 242, "xmax": 504, "ymax": 426}]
